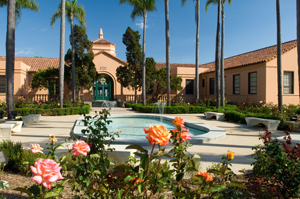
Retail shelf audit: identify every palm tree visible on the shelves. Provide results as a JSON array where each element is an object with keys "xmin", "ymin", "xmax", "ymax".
[
  {"xmin": 0, "ymin": 0, "xmax": 39, "ymax": 22},
  {"xmin": 164, "ymin": 0, "xmax": 170, "ymax": 106},
  {"xmin": 181, "ymin": 0, "xmax": 200, "ymax": 102},
  {"xmin": 59, "ymin": 0, "xmax": 65, "ymax": 109},
  {"xmin": 276, "ymin": 0, "xmax": 282, "ymax": 110},
  {"xmin": 1, "ymin": 0, "xmax": 39, "ymax": 120},
  {"xmin": 215, "ymin": 0, "xmax": 221, "ymax": 108},
  {"xmin": 120, "ymin": 0, "xmax": 157, "ymax": 106},
  {"xmin": 51, "ymin": 0, "xmax": 86, "ymax": 103},
  {"xmin": 206, "ymin": 0, "xmax": 232, "ymax": 107},
  {"xmin": 297, "ymin": 0, "xmax": 300, "ymax": 98}
]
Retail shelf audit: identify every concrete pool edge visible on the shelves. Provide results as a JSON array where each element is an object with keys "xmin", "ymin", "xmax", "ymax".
[{"xmin": 72, "ymin": 114, "xmax": 226, "ymax": 145}]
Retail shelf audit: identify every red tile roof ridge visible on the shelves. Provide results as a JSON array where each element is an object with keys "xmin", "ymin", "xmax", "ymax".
[{"xmin": 91, "ymin": 38, "xmax": 116, "ymax": 45}]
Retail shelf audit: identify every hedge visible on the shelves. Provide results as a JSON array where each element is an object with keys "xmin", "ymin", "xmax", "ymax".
[{"xmin": 14, "ymin": 104, "xmax": 90, "ymax": 116}]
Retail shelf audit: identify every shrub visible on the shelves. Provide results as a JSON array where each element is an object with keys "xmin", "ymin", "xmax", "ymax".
[
  {"xmin": 224, "ymin": 111, "xmax": 246, "ymax": 123},
  {"xmin": 19, "ymin": 149, "xmax": 46, "ymax": 174},
  {"xmin": 81, "ymin": 104, "xmax": 91, "ymax": 114},
  {"xmin": 0, "ymin": 140, "xmax": 23, "ymax": 171},
  {"xmin": 247, "ymin": 130, "xmax": 300, "ymax": 198}
]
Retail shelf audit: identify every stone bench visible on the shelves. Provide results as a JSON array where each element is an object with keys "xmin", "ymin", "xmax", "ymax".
[
  {"xmin": 4, "ymin": 121, "xmax": 23, "ymax": 133},
  {"xmin": 22, "ymin": 114, "xmax": 41, "ymax": 126},
  {"xmin": 204, "ymin": 112, "xmax": 225, "ymax": 121},
  {"xmin": 245, "ymin": 117, "xmax": 280, "ymax": 131},
  {"xmin": 55, "ymin": 143, "xmax": 136, "ymax": 163},
  {"xmin": 0, "ymin": 123, "xmax": 14, "ymax": 138}
]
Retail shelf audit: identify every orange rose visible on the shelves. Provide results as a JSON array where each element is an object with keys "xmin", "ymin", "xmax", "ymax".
[
  {"xmin": 144, "ymin": 125, "xmax": 171, "ymax": 146},
  {"xmin": 227, "ymin": 151, "xmax": 235, "ymax": 161},
  {"xmin": 131, "ymin": 177, "xmax": 144, "ymax": 185},
  {"xmin": 172, "ymin": 117, "xmax": 185, "ymax": 127},
  {"xmin": 197, "ymin": 171, "xmax": 213, "ymax": 182}
]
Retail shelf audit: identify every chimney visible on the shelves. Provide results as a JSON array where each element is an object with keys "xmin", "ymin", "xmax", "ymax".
[{"xmin": 99, "ymin": 28, "xmax": 103, "ymax": 39}]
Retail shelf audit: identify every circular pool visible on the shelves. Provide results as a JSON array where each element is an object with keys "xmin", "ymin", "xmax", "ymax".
[{"xmin": 72, "ymin": 114, "xmax": 226, "ymax": 145}]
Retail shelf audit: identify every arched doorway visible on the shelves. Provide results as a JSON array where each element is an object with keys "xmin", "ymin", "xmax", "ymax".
[{"xmin": 93, "ymin": 74, "xmax": 114, "ymax": 101}]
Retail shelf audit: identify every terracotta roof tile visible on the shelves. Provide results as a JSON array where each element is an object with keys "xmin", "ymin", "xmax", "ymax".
[
  {"xmin": 91, "ymin": 38, "xmax": 116, "ymax": 45},
  {"xmin": 203, "ymin": 40, "xmax": 297, "ymax": 72},
  {"xmin": 0, "ymin": 56, "xmax": 59, "ymax": 72},
  {"xmin": 156, "ymin": 62, "xmax": 197, "ymax": 70}
]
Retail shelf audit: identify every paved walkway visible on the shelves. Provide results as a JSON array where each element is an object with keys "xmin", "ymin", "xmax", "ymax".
[{"xmin": 4, "ymin": 107, "xmax": 297, "ymax": 174}]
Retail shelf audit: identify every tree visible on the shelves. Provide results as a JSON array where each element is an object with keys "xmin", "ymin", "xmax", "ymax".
[
  {"xmin": 276, "ymin": 0, "xmax": 282, "ymax": 109},
  {"xmin": 31, "ymin": 67, "xmax": 59, "ymax": 96},
  {"xmin": 0, "ymin": 0, "xmax": 39, "ymax": 23},
  {"xmin": 64, "ymin": 25, "xmax": 97, "ymax": 96},
  {"xmin": 116, "ymin": 27, "xmax": 142, "ymax": 104},
  {"xmin": 181, "ymin": 0, "xmax": 200, "ymax": 102},
  {"xmin": 145, "ymin": 58, "xmax": 183, "ymax": 102},
  {"xmin": 51, "ymin": 0, "xmax": 86, "ymax": 103},
  {"xmin": 1, "ymin": 0, "xmax": 39, "ymax": 119},
  {"xmin": 120, "ymin": 0, "xmax": 157, "ymax": 106},
  {"xmin": 206, "ymin": 0, "xmax": 232, "ymax": 107},
  {"xmin": 164, "ymin": 0, "xmax": 170, "ymax": 106}
]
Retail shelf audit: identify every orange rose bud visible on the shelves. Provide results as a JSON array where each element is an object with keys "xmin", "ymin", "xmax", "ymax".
[
  {"xmin": 172, "ymin": 117, "xmax": 185, "ymax": 127},
  {"xmin": 197, "ymin": 171, "xmax": 213, "ymax": 182},
  {"xmin": 144, "ymin": 125, "xmax": 171, "ymax": 146},
  {"xmin": 227, "ymin": 151, "xmax": 235, "ymax": 160}
]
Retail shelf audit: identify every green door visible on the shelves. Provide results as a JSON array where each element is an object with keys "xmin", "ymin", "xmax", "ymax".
[{"xmin": 93, "ymin": 81, "xmax": 111, "ymax": 101}]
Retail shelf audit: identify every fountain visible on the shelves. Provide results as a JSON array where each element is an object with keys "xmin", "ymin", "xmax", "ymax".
[
  {"xmin": 152, "ymin": 102, "xmax": 166, "ymax": 123},
  {"xmin": 102, "ymin": 101, "xmax": 117, "ymax": 112}
]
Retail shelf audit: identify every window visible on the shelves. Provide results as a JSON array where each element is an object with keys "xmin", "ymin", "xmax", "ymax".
[
  {"xmin": 209, "ymin": 78, "xmax": 214, "ymax": 95},
  {"xmin": 186, "ymin": 79, "xmax": 194, "ymax": 95},
  {"xmin": 0, "ymin": 76, "xmax": 6, "ymax": 93},
  {"xmin": 202, "ymin": 79, "xmax": 205, "ymax": 87},
  {"xmin": 248, "ymin": 72, "xmax": 257, "ymax": 94},
  {"xmin": 233, "ymin": 74, "xmax": 240, "ymax": 94},
  {"xmin": 284, "ymin": 71, "xmax": 294, "ymax": 94}
]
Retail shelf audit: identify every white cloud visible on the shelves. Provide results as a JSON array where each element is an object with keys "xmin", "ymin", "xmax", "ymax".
[
  {"xmin": 40, "ymin": 28, "xmax": 47, "ymax": 32},
  {"xmin": 136, "ymin": 19, "xmax": 148, "ymax": 29},
  {"xmin": 16, "ymin": 50, "xmax": 34, "ymax": 55}
]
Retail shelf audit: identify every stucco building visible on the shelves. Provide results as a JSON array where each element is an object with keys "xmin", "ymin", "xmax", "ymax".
[{"xmin": 0, "ymin": 29, "xmax": 298, "ymax": 105}]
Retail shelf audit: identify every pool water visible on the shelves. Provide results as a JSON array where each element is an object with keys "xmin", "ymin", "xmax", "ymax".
[{"xmin": 106, "ymin": 117, "xmax": 206, "ymax": 139}]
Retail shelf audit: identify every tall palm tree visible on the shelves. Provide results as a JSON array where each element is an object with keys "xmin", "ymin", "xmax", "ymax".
[
  {"xmin": 297, "ymin": 0, "xmax": 300, "ymax": 98},
  {"xmin": 1, "ymin": 0, "xmax": 39, "ymax": 119},
  {"xmin": 120, "ymin": 0, "xmax": 157, "ymax": 106},
  {"xmin": 181, "ymin": 0, "xmax": 200, "ymax": 102},
  {"xmin": 276, "ymin": 0, "xmax": 282, "ymax": 110},
  {"xmin": 165, "ymin": 0, "xmax": 170, "ymax": 106},
  {"xmin": 51, "ymin": 0, "xmax": 86, "ymax": 103},
  {"xmin": 215, "ymin": 0, "xmax": 221, "ymax": 108},
  {"xmin": 206, "ymin": 0, "xmax": 232, "ymax": 107}
]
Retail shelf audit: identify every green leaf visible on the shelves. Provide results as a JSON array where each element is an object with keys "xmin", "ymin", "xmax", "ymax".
[
  {"xmin": 176, "ymin": 172, "xmax": 184, "ymax": 181},
  {"xmin": 124, "ymin": 175, "xmax": 135, "ymax": 183},
  {"xmin": 211, "ymin": 184, "xmax": 227, "ymax": 193},
  {"xmin": 90, "ymin": 154, "xmax": 100, "ymax": 158},
  {"xmin": 138, "ymin": 184, "xmax": 142, "ymax": 193},
  {"xmin": 13, "ymin": 187, "xmax": 32, "ymax": 196},
  {"xmin": 44, "ymin": 192, "xmax": 60, "ymax": 198},
  {"xmin": 192, "ymin": 154, "xmax": 201, "ymax": 159},
  {"xmin": 180, "ymin": 162, "xmax": 186, "ymax": 170},
  {"xmin": 134, "ymin": 152, "xmax": 144, "ymax": 157},
  {"xmin": 126, "ymin": 144, "xmax": 147, "ymax": 153},
  {"xmin": 60, "ymin": 179, "xmax": 69, "ymax": 186},
  {"xmin": 61, "ymin": 164, "xmax": 67, "ymax": 171},
  {"xmin": 225, "ymin": 169, "xmax": 233, "ymax": 175},
  {"xmin": 229, "ymin": 181, "xmax": 247, "ymax": 189},
  {"xmin": 156, "ymin": 151, "xmax": 171, "ymax": 158},
  {"xmin": 88, "ymin": 159, "xmax": 95, "ymax": 168},
  {"xmin": 186, "ymin": 167, "xmax": 198, "ymax": 172},
  {"xmin": 207, "ymin": 169, "xmax": 223, "ymax": 176},
  {"xmin": 93, "ymin": 170, "xmax": 101, "ymax": 175},
  {"xmin": 141, "ymin": 154, "xmax": 149, "ymax": 171}
]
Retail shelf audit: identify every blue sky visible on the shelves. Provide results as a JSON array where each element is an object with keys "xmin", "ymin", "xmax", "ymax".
[{"xmin": 0, "ymin": 0, "xmax": 297, "ymax": 64}]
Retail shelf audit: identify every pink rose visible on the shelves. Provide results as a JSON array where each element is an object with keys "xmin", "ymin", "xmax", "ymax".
[
  {"xmin": 72, "ymin": 140, "xmax": 90, "ymax": 156},
  {"xmin": 171, "ymin": 128, "xmax": 192, "ymax": 143},
  {"xmin": 29, "ymin": 144, "xmax": 43, "ymax": 154},
  {"xmin": 30, "ymin": 158, "xmax": 64, "ymax": 189}
]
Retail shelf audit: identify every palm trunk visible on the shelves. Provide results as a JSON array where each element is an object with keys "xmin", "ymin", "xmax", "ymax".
[
  {"xmin": 215, "ymin": 0, "xmax": 221, "ymax": 108},
  {"xmin": 195, "ymin": 0, "xmax": 200, "ymax": 101},
  {"xmin": 297, "ymin": 0, "xmax": 300, "ymax": 102},
  {"xmin": 6, "ymin": 0, "xmax": 16, "ymax": 120},
  {"xmin": 71, "ymin": 14, "xmax": 76, "ymax": 103},
  {"xmin": 165, "ymin": 0, "xmax": 170, "ymax": 106},
  {"xmin": 277, "ymin": 0, "xmax": 282, "ymax": 110},
  {"xmin": 59, "ymin": 0, "xmax": 65, "ymax": 108},
  {"xmin": 135, "ymin": 65, "xmax": 138, "ymax": 104},
  {"xmin": 220, "ymin": 5, "xmax": 225, "ymax": 107},
  {"xmin": 142, "ymin": 10, "xmax": 147, "ymax": 106}
]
